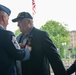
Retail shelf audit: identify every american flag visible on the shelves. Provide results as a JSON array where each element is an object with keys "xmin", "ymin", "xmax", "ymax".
[{"xmin": 32, "ymin": 0, "xmax": 36, "ymax": 16}]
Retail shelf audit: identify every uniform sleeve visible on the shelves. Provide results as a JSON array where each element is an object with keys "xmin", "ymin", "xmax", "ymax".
[
  {"xmin": 42, "ymin": 32, "xmax": 66, "ymax": 75},
  {"xmin": 22, "ymin": 47, "xmax": 30, "ymax": 61},
  {"xmin": 4, "ymin": 31, "xmax": 30, "ymax": 60}
]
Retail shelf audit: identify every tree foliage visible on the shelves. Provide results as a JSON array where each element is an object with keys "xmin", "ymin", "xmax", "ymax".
[
  {"xmin": 15, "ymin": 29, "xmax": 21, "ymax": 37},
  {"xmin": 40, "ymin": 20, "xmax": 70, "ymax": 58}
]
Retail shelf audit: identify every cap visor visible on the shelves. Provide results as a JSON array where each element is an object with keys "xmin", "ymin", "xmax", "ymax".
[{"xmin": 12, "ymin": 18, "xmax": 22, "ymax": 22}]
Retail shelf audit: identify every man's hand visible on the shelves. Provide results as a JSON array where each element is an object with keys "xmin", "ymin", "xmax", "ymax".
[
  {"xmin": 19, "ymin": 43, "xmax": 25, "ymax": 48},
  {"xmin": 26, "ymin": 45, "xmax": 32, "ymax": 51},
  {"xmin": 19, "ymin": 43, "xmax": 32, "ymax": 51}
]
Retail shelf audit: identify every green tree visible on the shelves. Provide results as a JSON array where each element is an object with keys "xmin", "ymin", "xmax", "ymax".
[
  {"xmin": 15, "ymin": 29, "xmax": 21, "ymax": 37},
  {"xmin": 40, "ymin": 20, "xmax": 70, "ymax": 58}
]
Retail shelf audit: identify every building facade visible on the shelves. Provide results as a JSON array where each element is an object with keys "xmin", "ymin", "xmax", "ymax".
[{"xmin": 69, "ymin": 30, "xmax": 76, "ymax": 48}]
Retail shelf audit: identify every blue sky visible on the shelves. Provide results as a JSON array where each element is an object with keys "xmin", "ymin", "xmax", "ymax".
[{"xmin": 1, "ymin": 0, "xmax": 76, "ymax": 32}]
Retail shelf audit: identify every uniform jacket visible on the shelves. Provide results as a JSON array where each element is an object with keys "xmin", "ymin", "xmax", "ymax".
[
  {"xmin": 17, "ymin": 27, "xmax": 66, "ymax": 75},
  {"xmin": 0, "ymin": 26, "xmax": 26, "ymax": 75}
]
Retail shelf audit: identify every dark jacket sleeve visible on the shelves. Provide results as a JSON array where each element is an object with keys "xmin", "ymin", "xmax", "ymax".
[
  {"xmin": 42, "ymin": 31, "xmax": 66, "ymax": 75},
  {"xmin": 4, "ymin": 31, "xmax": 25, "ymax": 60},
  {"xmin": 66, "ymin": 60, "xmax": 76, "ymax": 75}
]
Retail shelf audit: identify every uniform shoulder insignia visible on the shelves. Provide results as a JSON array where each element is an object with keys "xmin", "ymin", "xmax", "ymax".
[{"xmin": 12, "ymin": 36, "xmax": 20, "ymax": 49}]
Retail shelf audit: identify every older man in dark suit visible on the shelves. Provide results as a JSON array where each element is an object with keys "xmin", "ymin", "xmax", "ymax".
[{"xmin": 12, "ymin": 12, "xmax": 66, "ymax": 75}]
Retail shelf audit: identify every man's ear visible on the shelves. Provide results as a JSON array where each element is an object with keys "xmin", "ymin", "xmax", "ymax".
[
  {"xmin": 28, "ymin": 23, "xmax": 30, "ymax": 27},
  {"xmin": 28, "ymin": 19, "xmax": 30, "ymax": 24},
  {"xmin": 28, "ymin": 19, "xmax": 31, "ymax": 26}
]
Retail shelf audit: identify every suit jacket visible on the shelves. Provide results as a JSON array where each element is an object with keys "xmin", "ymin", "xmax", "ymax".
[
  {"xmin": 0, "ymin": 26, "xmax": 27, "ymax": 75},
  {"xmin": 17, "ymin": 27, "xmax": 66, "ymax": 75}
]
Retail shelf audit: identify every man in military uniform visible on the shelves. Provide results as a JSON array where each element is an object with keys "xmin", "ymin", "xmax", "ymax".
[{"xmin": 0, "ymin": 4, "xmax": 31, "ymax": 75}]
